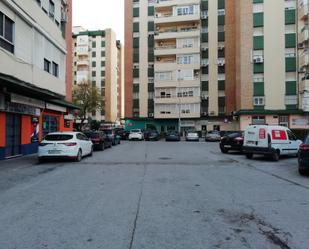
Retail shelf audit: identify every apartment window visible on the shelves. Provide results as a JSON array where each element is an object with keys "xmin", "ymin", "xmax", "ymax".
[
  {"xmin": 155, "ymin": 71, "xmax": 172, "ymax": 81},
  {"xmin": 44, "ymin": 59, "xmax": 51, "ymax": 73},
  {"xmin": 177, "ymin": 69, "xmax": 194, "ymax": 81},
  {"xmin": 92, "ymin": 51, "xmax": 96, "ymax": 57},
  {"xmin": 52, "ymin": 62, "xmax": 59, "ymax": 77},
  {"xmin": 92, "ymin": 41, "xmax": 96, "ymax": 48},
  {"xmin": 92, "ymin": 61, "xmax": 96, "ymax": 67},
  {"xmin": 49, "ymin": 0, "xmax": 55, "ymax": 18},
  {"xmin": 92, "ymin": 71, "xmax": 96, "ymax": 77},
  {"xmin": 0, "ymin": 12, "xmax": 14, "ymax": 53},
  {"xmin": 176, "ymin": 6, "xmax": 194, "ymax": 16},
  {"xmin": 253, "ymin": 96, "xmax": 265, "ymax": 106}
]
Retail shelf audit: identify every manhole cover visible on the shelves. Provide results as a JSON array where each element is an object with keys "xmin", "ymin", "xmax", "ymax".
[{"xmin": 159, "ymin": 157, "xmax": 171, "ymax": 160}]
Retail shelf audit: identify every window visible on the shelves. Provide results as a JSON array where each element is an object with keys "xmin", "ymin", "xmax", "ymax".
[
  {"xmin": 253, "ymin": 96, "xmax": 265, "ymax": 106},
  {"xmin": 177, "ymin": 69, "xmax": 194, "ymax": 81},
  {"xmin": 49, "ymin": 0, "xmax": 55, "ymax": 18},
  {"xmin": 0, "ymin": 12, "xmax": 14, "ymax": 53},
  {"xmin": 155, "ymin": 71, "xmax": 172, "ymax": 81},
  {"xmin": 52, "ymin": 62, "xmax": 58, "ymax": 77},
  {"xmin": 176, "ymin": 6, "xmax": 194, "ymax": 16},
  {"xmin": 44, "ymin": 59, "xmax": 51, "ymax": 73},
  {"xmin": 287, "ymin": 130, "xmax": 297, "ymax": 141}
]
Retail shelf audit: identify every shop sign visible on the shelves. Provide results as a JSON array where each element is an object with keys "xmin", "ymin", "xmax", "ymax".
[
  {"xmin": 64, "ymin": 114, "xmax": 74, "ymax": 120},
  {"xmin": 180, "ymin": 121, "xmax": 195, "ymax": 127},
  {"xmin": 292, "ymin": 118, "xmax": 309, "ymax": 126},
  {"xmin": 5, "ymin": 102, "xmax": 40, "ymax": 116},
  {"xmin": 11, "ymin": 93, "xmax": 45, "ymax": 109},
  {"xmin": 46, "ymin": 102, "xmax": 66, "ymax": 112}
]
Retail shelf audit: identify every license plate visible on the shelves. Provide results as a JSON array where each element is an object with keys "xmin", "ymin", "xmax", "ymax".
[
  {"xmin": 224, "ymin": 145, "xmax": 232, "ymax": 148},
  {"xmin": 247, "ymin": 141, "xmax": 255, "ymax": 145},
  {"xmin": 48, "ymin": 150, "xmax": 61, "ymax": 154}
]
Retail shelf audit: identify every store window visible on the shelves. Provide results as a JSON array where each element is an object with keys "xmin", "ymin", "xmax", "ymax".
[{"xmin": 42, "ymin": 115, "xmax": 59, "ymax": 138}]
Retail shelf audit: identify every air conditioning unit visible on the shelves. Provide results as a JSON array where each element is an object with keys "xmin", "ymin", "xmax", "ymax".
[
  {"xmin": 201, "ymin": 61, "xmax": 209, "ymax": 67},
  {"xmin": 202, "ymin": 47, "xmax": 208, "ymax": 51},
  {"xmin": 201, "ymin": 95, "xmax": 208, "ymax": 100},
  {"xmin": 209, "ymin": 111, "xmax": 215, "ymax": 116},
  {"xmin": 218, "ymin": 60, "xmax": 225, "ymax": 66},
  {"xmin": 218, "ymin": 46, "xmax": 224, "ymax": 50},
  {"xmin": 149, "ymin": 113, "xmax": 154, "ymax": 118},
  {"xmin": 254, "ymin": 56, "xmax": 264, "ymax": 63},
  {"xmin": 201, "ymin": 112, "xmax": 208, "ymax": 116}
]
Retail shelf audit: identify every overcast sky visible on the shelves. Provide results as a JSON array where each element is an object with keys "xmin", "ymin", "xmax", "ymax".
[{"xmin": 73, "ymin": 0, "xmax": 124, "ymax": 42}]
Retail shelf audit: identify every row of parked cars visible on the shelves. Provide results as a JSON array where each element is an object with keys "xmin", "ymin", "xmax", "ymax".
[
  {"xmin": 38, "ymin": 128, "xmax": 122, "ymax": 163},
  {"xmin": 218, "ymin": 125, "xmax": 309, "ymax": 176}
]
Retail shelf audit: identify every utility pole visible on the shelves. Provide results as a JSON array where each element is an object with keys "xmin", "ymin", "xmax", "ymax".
[{"xmin": 177, "ymin": 69, "xmax": 181, "ymax": 134}]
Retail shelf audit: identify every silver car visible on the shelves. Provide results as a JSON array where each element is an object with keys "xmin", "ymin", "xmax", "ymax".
[
  {"xmin": 205, "ymin": 131, "xmax": 221, "ymax": 142},
  {"xmin": 186, "ymin": 131, "xmax": 200, "ymax": 142}
]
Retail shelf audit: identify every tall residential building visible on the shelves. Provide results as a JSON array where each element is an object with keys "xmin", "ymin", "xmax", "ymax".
[
  {"xmin": 72, "ymin": 28, "xmax": 124, "ymax": 123},
  {"xmin": 125, "ymin": 0, "xmax": 237, "ymax": 133},
  {"xmin": 236, "ymin": 0, "xmax": 308, "ymax": 131},
  {"xmin": 298, "ymin": 0, "xmax": 309, "ymax": 115},
  {"xmin": 125, "ymin": 0, "xmax": 309, "ymax": 133},
  {"xmin": 0, "ymin": 0, "xmax": 75, "ymax": 160}
]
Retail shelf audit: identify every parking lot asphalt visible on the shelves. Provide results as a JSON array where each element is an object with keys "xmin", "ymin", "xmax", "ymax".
[{"xmin": 0, "ymin": 140, "xmax": 308, "ymax": 249}]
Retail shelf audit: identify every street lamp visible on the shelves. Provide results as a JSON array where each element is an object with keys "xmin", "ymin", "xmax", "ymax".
[{"xmin": 178, "ymin": 69, "xmax": 181, "ymax": 134}]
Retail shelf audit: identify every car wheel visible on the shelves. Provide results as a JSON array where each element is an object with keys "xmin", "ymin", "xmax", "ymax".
[
  {"xmin": 272, "ymin": 151, "xmax": 280, "ymax": 162},
  {"xmin": 220, "ymin": 147, "xmax": 229, "ymax": 154},
  {"xmin": 76, "ymin": 149, "xmax": 82, "ymax": 162},
  {"xmin": 100, "ymin": 143, "xmax": 105, "ymax": 151},
  {"xmin": 118, "ymin": 140, "xmax": 121, "ymax": 145},
  {"xmin": 89, "ymin": 146, "xmax": 93, "ymax": 156},
  {"xmin": 246, "ymin": 153, "xmax": 253, "ymax": 159},
  {"xmin": 298, "ymin": 168, "xmax": 307, "ymax": 176}
]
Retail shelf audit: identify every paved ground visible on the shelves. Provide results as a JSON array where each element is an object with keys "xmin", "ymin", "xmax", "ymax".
[{"xmin": 0, "ymin": 140, "xmax": 308, "ymax": 249}]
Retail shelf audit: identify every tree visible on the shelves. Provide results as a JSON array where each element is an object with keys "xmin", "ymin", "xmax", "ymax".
[{"xmin": 72, "ymin": 81, "xmax": 102, "ymax": 129}]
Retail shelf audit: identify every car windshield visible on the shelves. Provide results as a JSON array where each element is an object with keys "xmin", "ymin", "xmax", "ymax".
[
  {"xmin": 44, "ymin": 134, "xmax": 73, "ymax": 141},
  {"xmin": 102, "ymin": 130, "xmax": 112, "ymax": 134},
  {"xmin": 131, "ymin": 129, "xmax": 141, "ymax": 133},
  {"xmin": 209, "ymin": 131, "xmax": 219, "ymax": 134},
  {"xmin": 168, "ymin": 131, "xmax": 178, "ymax": 135},
  {"xmin": 305, "ymin": 135, "xmax": 309, "ymax": 144},
  {"xmin": 227, "ymin": 132, "xmax": 242, "ymax": 138},
  {"xmin": 85, "ymin": 133, "xmax": 100, "ymax": 138}
]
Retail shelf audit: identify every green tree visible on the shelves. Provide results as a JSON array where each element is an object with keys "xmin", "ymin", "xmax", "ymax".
[{"xmin": 72, "ymin": 81, "xmax": 102, "ymax": 129}]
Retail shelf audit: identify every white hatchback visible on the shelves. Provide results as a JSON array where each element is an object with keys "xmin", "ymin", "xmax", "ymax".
[
  {"xmin": 38, "ymin": 132, "xmax": 93, "ymax": 162},
  {"xmin": 129, "ymin": 129, "xmax": 144, "ymax": 141}
]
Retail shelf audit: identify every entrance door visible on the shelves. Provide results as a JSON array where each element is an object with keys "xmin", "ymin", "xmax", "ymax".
[{"xmin": 5, "ymin": 113, "xmax": 21, "ymax": 158}]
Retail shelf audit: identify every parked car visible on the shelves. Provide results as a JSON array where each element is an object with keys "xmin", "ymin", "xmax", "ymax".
[
  {"xmin": 84, "ymin": 131, "xmax": 112, "ymax": 151},
  {"xmin": 220, "ymin": 132, "xmax": 244, "ymax": 153},
  {"xmin": 166, "ymin": 130, "xmax": 181, "ymax": 142},
  {"xmin": 129, "ymin": 129, "xmax": 144, "ymax": 141},
  {"xmin": 185, "ymin": 131, "xmax": 199, "ymax": 142},
  {"xmin": 38, "ymin": 132, "xmax": 93, "ymax": 162},
  {"xmin": 205, "ymin": 130, "xmax": 221, "ymax": 142},
  {"xmin": 298, "ymin": 133, "xmax": 309, "ymax": 175},
  {"xmin": 114, "ymin": 128, "xmax": 128, "ymax": 140},
  {"xmin": 146, "ymin": 131, "xmax": 160, "ymax": 141},
  {"xmin": 243, "ymin": 125, "xmax": 302, "ymax": 161},
  {"xmin": 101, "ymin": 129, "xmax": 121, "ymax": 145}
]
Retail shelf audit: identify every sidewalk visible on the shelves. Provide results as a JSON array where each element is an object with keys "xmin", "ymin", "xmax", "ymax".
[{"xmin": 0, "ymin": 154, "xmax": 38, "ymax": 171}]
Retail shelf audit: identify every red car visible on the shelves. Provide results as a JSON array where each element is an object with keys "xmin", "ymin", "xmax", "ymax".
[{"xmin": 84, "ymin": 131, "xmax": 112, "ymax": 151}]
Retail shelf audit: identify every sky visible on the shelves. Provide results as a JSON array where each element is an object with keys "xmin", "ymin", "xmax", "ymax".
[{"xmin": 73, "ymin": 0, "xmax": 124, "ymax": 42}]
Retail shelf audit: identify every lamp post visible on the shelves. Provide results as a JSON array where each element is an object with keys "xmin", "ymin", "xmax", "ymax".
[{"xmin": 178, "ymin": 69, "xmax": 181, "ymax": 134}]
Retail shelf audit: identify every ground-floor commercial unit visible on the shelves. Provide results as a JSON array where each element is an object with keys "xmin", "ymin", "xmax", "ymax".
[
  {"xmin": 125, "ymin": 117, "xmax": 238, "ymax": 136},
  {"xmin": 0, "ymin": 73, "xmax": 76, "ymax": 160}
]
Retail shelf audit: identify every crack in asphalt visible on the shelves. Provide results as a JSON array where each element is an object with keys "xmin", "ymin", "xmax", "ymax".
[{"xmin": 128, "ymin": 143, "xmax": 148, "ymax": 249}]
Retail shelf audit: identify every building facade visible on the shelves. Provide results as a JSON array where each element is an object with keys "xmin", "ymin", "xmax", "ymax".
[
  {"xmin": 125, "ymin": 0, "xmax": 309, "ymax": 133},
  {"xmin": 0, "ymin": 0, "xmax": 75, "ymax": 160},
  {"xmin": 72, "ymin": 28, "xmax": 124, "ymax": 123}
]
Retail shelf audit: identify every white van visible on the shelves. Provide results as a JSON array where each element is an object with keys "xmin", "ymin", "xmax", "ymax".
[{"xmin": 243, "ymin": 125, "xmax": 302, "ymax": 161}]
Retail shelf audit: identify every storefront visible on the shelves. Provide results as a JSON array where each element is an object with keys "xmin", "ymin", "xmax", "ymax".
[{"xmin": 0, "ymin": 74, "xmax": 77, "ymax": 160}]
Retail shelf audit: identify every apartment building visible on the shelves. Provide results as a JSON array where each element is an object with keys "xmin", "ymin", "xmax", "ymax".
[
  {"xmin": 298, "ymin": 0, "xmax": 309, "ymax": 125},
  {"xmin": 125, "ymin": 0, "xmax": 309, "ymax": 133},
  {"xmin": 125, "ymin": 0, "xmax": 237, "ymax": 133},
  {"xmin": 72, "ymin": 28, "xmax": 123, "ymax": 123},
  {"xmin": 0, "ymin": 0, "xmax": 75, "ymax": 160},
  {"xmin": 236, "ymin": 0, "xmax": 309, "ymax": 130}
]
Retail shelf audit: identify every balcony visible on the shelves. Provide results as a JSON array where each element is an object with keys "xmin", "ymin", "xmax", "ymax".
[
  {"xmin": 76, "ymin": 60, "xmax": 90, "ymax": 66},
  {"xmin": 299, "ymin": 4, "xmax": 309, "ymax": 20},
  {"xmin": 154, "ymin": 111, "xmax": 201, "ymax": 119},
  {"xmin": 154, "ymin": 46, "xmax": 200, "ymax": 56},
  {"xmin": 155, "ymin": 77, "xmax": 200, "ymax": 88},
  {"xmin": 154, "ymin": 95, "xmax": 200, "ymax": 104},
  {"xmin": 155, "ymin": 0, "xmax": 200, "ymax": 8},
  {"xmin": 155, "ymin": 12, "xmax": 200, "ymax": 24},
  {"xmin": 155, "ymin": 61, "xmax": 201, "ymax": 71},
  {"xmin": 299, "ymin": 28, "xmax": 309, "ymax": 43},
  {"xmin": 299, "ymin": 52, "xmax": 309, "ymax": 68},
  {"xmin": 300, "ymin": 78, "xmax": 309, "ymax": 92},
  {"xmin": 155, "ymin": 28, "xmax": 200, "ymax": 40}
]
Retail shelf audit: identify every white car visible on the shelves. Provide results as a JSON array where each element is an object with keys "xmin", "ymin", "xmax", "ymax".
[
  {"xmin": 38, "ymin": 132, "xmax": 93, "ymax": 162},
  {"xmin": 129, "ymin": 129, "xmax": 144, "ymax": 141},
  {"xmin": 186, "ymin": 131, "xmax": 199, "ymax": 142},
  {"xmin": 243, "ymin": 125, "xmax": 302, "ymax": 161}
]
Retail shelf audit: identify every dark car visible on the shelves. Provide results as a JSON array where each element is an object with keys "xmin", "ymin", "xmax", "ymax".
[
  {"xmin": 115, "ymin": 128, "xmax": 128, "ymax": 140},
  {"xmin": 146, "ymin": 131, "xmax": 160, "ymax": 141},
  {"xmin": 298, "ymin": 134, "xmax": 309, "ymax": 175},
  {"xmin": 165, "ymin": 130, "xmax": 181, "ymax": 142},
  {"xmin": 220, "ymin": 132, "xmax": 244, "ymax": 154},
  {"xmin": 100, "ymin": 129, "xmax": 121, "ymax": 146},
  {"xmin": 84, "ymin": 131, "xmax": 112, "ymax": 151}
]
